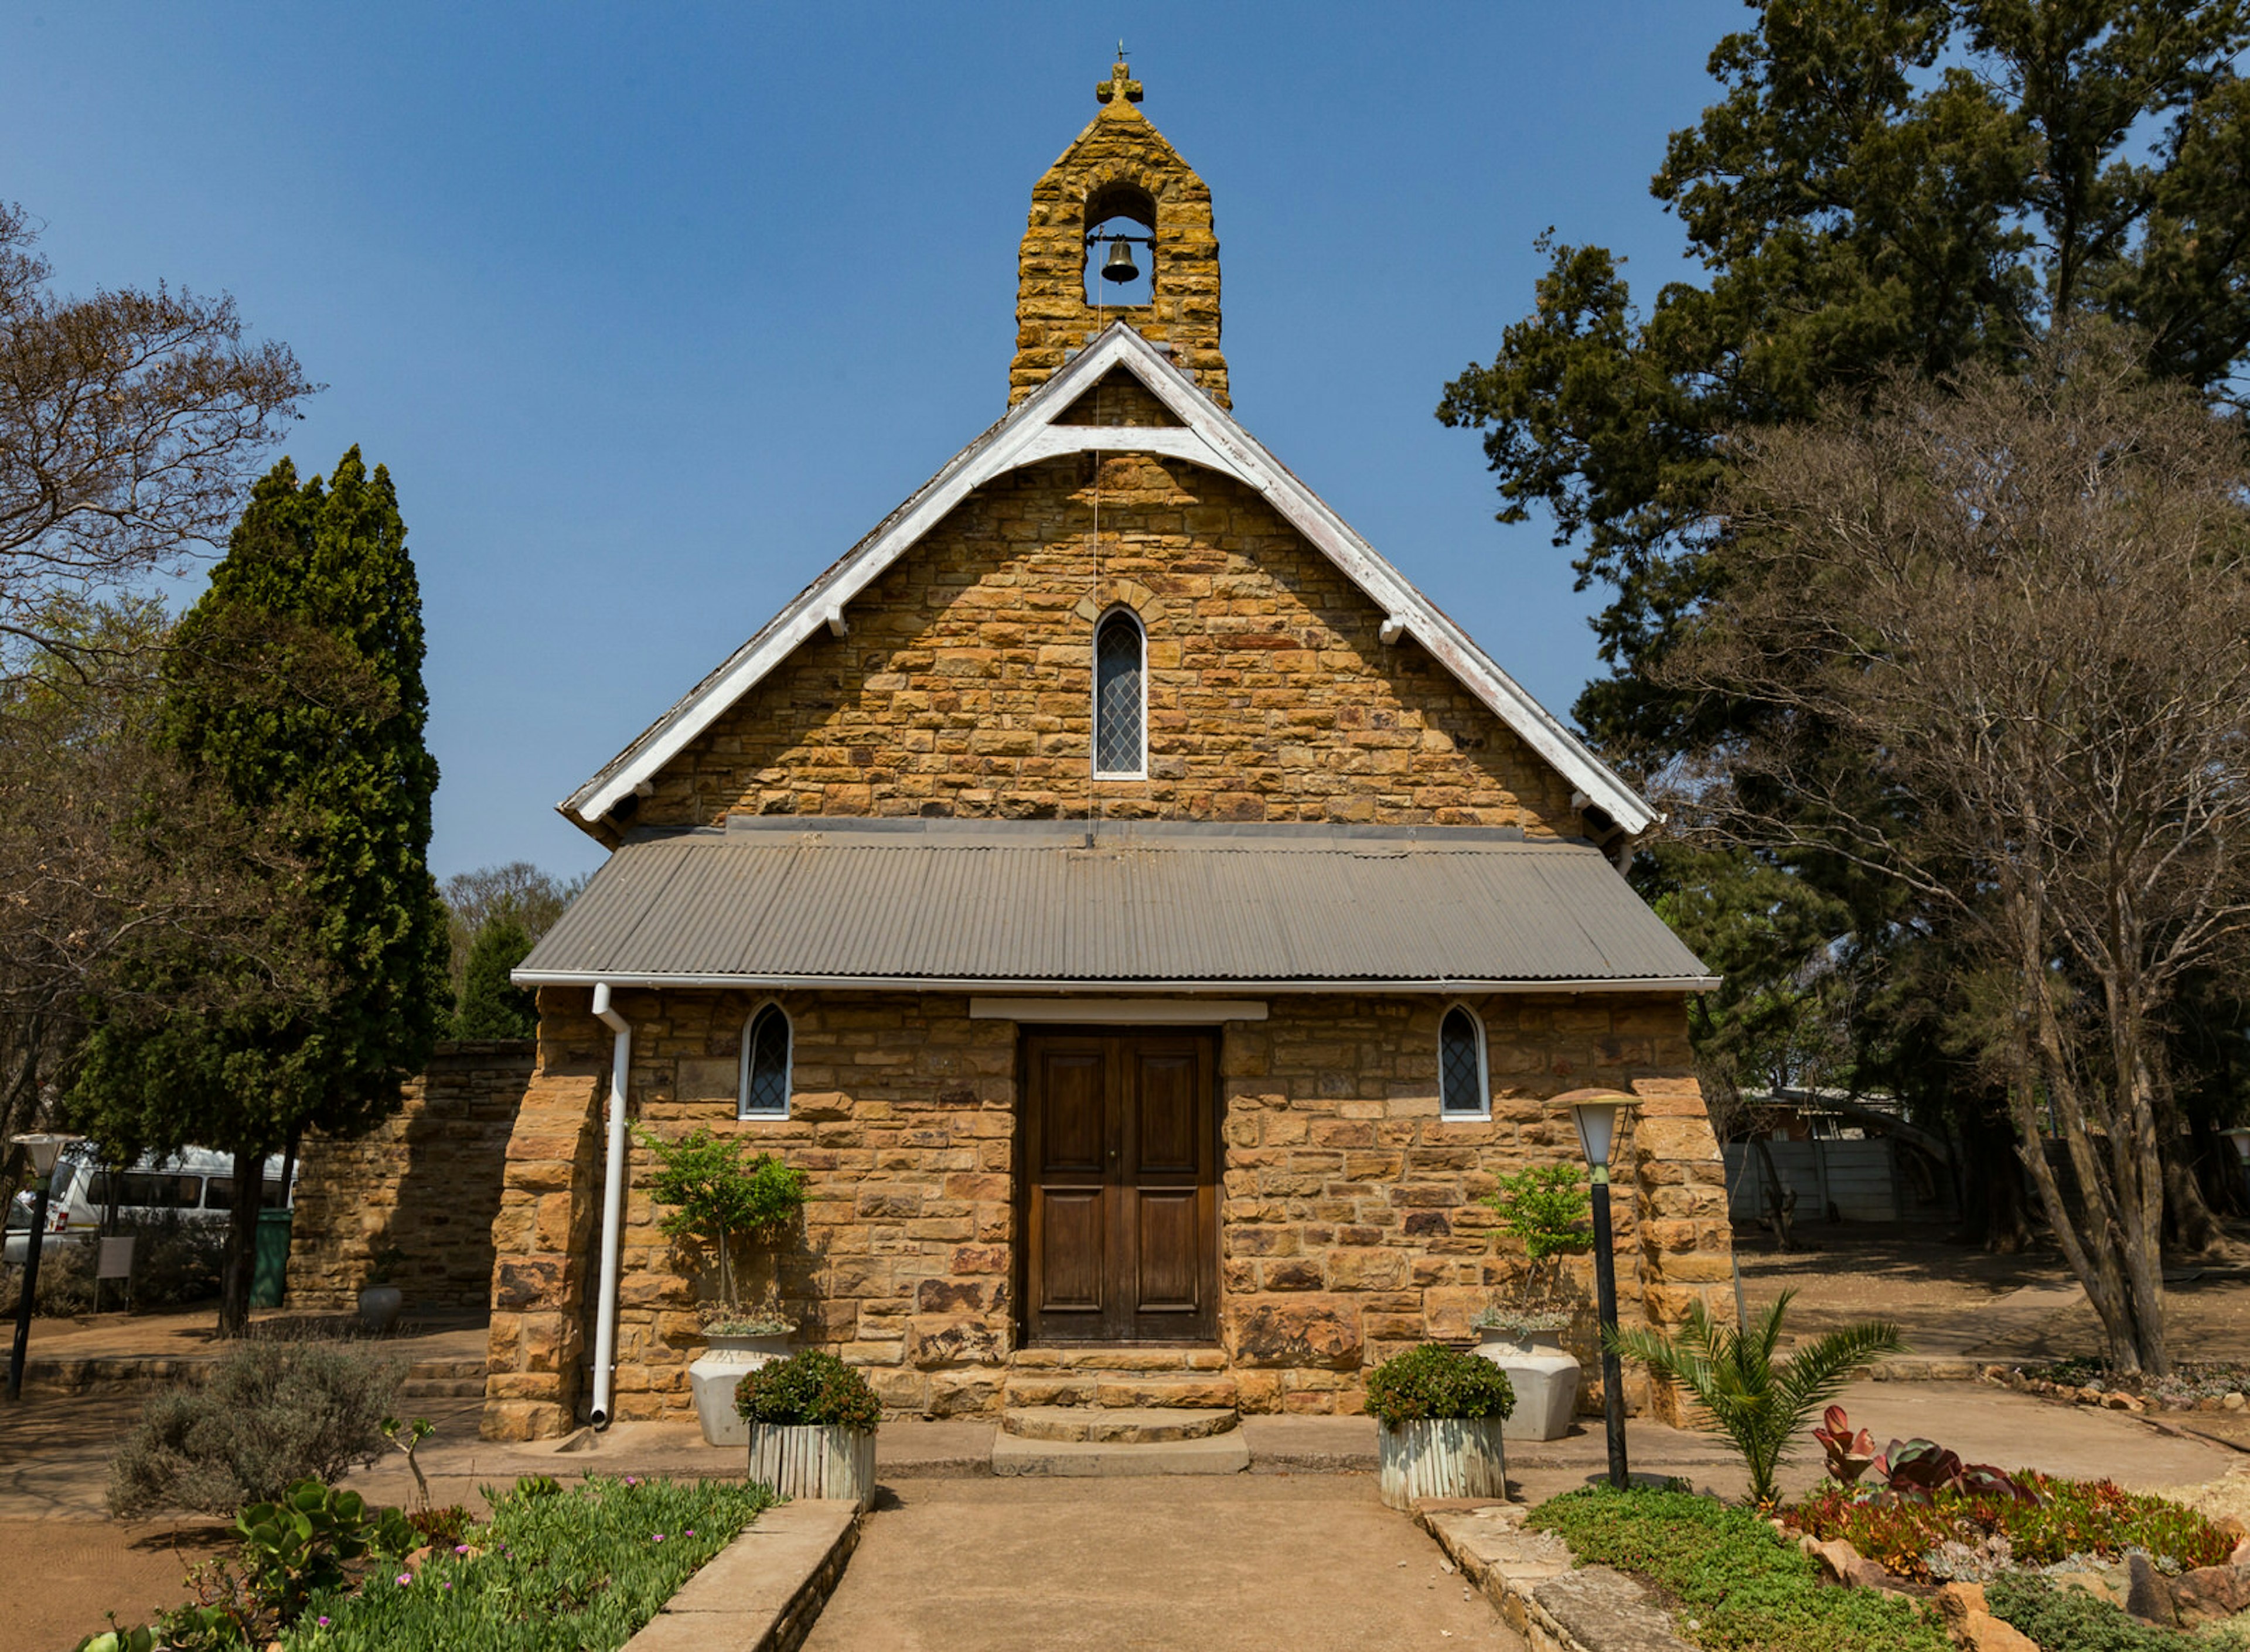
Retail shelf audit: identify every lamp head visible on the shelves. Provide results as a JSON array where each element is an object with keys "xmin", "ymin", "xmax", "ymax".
[
  {"xmin": 11, "ymin": 1132, "xmax": 75, "ymax": 1177},
  {"xmin": 1550, "ymin": 1090, "xmax": 1635, "ymax": 1180},
  {"xmin": 2223, "ymin": 1127, "xmax": 2250, "ymax": 1165}
]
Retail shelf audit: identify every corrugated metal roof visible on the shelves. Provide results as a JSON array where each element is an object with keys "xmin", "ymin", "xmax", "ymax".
[{"xmin": 515, "ymin": 821, "xmax": 1713, "ymax": 992}]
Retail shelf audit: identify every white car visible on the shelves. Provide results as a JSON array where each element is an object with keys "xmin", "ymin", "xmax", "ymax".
[{"xmin": 3, "ymin": 1148, "xmax": 293, "ymax": 1267}]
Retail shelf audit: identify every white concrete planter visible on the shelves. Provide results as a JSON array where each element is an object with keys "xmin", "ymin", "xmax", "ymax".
[
  {"xmin": 746, "ymin": 1422, "xmax": 877, "ymax": 1511},
  {"xmin": 1475, "ymin": 1326, "xmax": 1582, "ymax": 1442},
  {"xmin": 356, "ymin": 1285, "xmax": 402, "ymax": 1333},
  {"xmin": 689, "ymin": 1332, "xmax": 792, "ymax": 1446},
  {"xmin": 1376, "ymin": 1416, "xmax": 1509, "ymax": 1510}
]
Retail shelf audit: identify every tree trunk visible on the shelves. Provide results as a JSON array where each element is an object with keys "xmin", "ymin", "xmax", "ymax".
[{"xmin": 215, "ymin": 1144, "xmax": 264, "ymax": 1339}]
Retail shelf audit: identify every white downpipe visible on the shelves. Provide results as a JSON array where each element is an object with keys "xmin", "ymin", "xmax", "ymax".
[{"xmin": 589, "ymin": 982, "xmax": 632, "ymax": 1428}]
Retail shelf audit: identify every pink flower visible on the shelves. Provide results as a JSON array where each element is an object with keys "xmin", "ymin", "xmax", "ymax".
[
  {"xmin": 652, "ymin": 1532, "xmax": 666, "ymax": 1542},
  {"xmin": 454, "ymin": 1544, "xmax": 469, "ymax": 1554},
  {"xmin": 317, "ymin": 1617, "xmax": 331, "ymax": 1627},
  {"xmin": 396, "ymin": 1572, "xmax": 414, "ymax": 1586}
]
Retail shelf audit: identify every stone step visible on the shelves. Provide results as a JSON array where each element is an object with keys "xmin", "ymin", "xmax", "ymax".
[
  {"xmin": 398, "ymin": 1378, "xmax": 486, "ymax": 1399},
  {"xmin": 406, "ymin": 1357, "xmax": 486, "ymax": 1381},
  {"xmin": 991, "ymin": 1428, "xmax": 1250, "ymax": 1477},
  {"xmin": 1001, "ymin": 1405, "xmax": 1239, "ymax": 1444},
  {"xmin": 1007, "ymin": 1346, "xmax": 1228, "ymax": 1373},
  {"xmin": 1003, "ymin": 1371, "xmax": 1239, "ymax": 1410}
]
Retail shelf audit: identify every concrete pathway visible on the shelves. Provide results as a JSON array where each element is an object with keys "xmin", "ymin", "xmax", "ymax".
[{"xmin": 800, "ymin": 1475, "xmax": 1521, "ymax": 1651}]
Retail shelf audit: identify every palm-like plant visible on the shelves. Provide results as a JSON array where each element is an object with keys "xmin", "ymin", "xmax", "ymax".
[{"xmin": 1606, "ymin": 1289, "xmax": 1905, "ymax": 1507}]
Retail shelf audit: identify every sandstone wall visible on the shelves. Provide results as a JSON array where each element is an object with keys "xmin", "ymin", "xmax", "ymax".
[
  {"xmin": 285, "ymin": 1040, "xmax": 534, "ymax": 1315},
  {"xmin": 481, "ymin": 986, "xmax": 1728, "ymax": 1437},
  {"xmin": 637, "ymin": 453, "xmax": 1580, "ymax": 837}
]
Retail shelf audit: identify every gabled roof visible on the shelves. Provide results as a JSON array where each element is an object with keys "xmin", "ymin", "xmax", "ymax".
[{"xmin": 561, "ymin": 324, "xmax": 1657, "ymax": 837}]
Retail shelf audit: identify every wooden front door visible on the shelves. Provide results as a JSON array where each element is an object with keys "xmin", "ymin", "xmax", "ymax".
[{"xmin": 1022, "ymin": 1030, "xmax": 1218, "ymax": 1344}]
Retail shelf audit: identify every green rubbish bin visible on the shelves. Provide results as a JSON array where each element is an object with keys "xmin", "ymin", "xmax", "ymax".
[{"xmin": 251, "ymin": 1207, "xmax": 293, "ymax": 1309}]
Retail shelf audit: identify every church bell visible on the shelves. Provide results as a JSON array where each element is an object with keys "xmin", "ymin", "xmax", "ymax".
[{"xmin": 1100, "ymin": 237, "xmax": 1140, "ymax": 285}]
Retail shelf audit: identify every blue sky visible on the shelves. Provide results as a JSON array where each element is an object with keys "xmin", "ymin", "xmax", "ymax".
[{"xmin": 1, "ymin": 2, "xmax": 1744, "ymax": 881}]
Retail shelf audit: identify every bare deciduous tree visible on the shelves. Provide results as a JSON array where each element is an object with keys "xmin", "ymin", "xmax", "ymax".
[{"xmin": 1673, "ymin": 329, "xmax": 2250, "ymax": 1375}]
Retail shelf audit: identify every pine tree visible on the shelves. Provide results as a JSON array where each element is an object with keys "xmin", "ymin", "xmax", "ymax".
[
  {"xmin": 71, "ymin": 449, "xmax": 450, "ymax": 1335},
  {"xmin": 452, "ymin": 917, "xmax": 538, "ymax": 1040}
]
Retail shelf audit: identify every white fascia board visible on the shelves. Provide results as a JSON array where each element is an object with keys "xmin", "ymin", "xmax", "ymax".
[
  {"xmin": 564, "ymin": 323, "xmax": 1654, "ymax": 836},
  {"xmin": 513, "ymin": 967, "xmax": 1721, "ymax": 994}
]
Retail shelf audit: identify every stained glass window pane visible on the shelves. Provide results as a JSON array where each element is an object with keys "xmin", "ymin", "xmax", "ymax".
[
  {"xmin": 1095, "ymin": 613, "xmax": 1144, "ymax": 775},
  {"xmin": 1440, "ymin": 1008, "xmax": 1484, "ymax": 1115},
  {"xmin": 742, "ymin": 1005, "xmax": 790, "ymax": 1117}
]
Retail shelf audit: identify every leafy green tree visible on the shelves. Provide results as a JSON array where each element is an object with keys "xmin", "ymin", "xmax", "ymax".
[
  {"xmin": 451, "ymin": 917, "xmax": 538, "ymax": 1040},
  {"xmin": 1441, "ymin": 1, "xmax": 2250, "ymax": 756},
  {"xmin": 71, "ymin": 449, "xmax": 450, "ymax": 1336},
  {"xmin": 439, "ymin": 862, "xmax": 584, "ymax": 1005},
  {"xmin": 635, "ymin": 1127, "xmax": 808, "ymax": 1327}
]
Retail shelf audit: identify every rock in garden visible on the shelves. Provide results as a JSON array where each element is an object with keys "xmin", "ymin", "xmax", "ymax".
[
  {"xmin": 1811, "ymin": 1538, "xmax": 1860, "ymax": 1583},
  {"xmin": 2125, "ymin": 1552, "xmax": 2177, "ymax": 1626},
  {"xmin": 2170, "ymin": 1564, "xmax": 2250, "ymax": 1626}
]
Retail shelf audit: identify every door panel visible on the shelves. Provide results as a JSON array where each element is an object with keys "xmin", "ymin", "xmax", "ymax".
[{"xmin": 1022, "ymin": 1030, "xmax": 1216, "ymax": 1343}]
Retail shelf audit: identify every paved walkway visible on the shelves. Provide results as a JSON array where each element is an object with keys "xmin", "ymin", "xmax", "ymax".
[{"xmin": 801, "ymin": 1475, "xmax": 1520, "ymax": 1651}]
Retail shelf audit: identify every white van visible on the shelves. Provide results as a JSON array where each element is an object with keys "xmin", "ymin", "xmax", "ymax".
[{"xmin": 3, "ymin": 1148, "xmax": 293, "ymax": 1266}]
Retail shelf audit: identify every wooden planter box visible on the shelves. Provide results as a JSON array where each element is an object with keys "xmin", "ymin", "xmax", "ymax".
[
  {"xmin": 746, "ymin": 1423, "xmax": 877, "ymax": 1511},
  {"xmin": 1376, "ymin": 1417, "xmax": 1509, "ymax": 1510}
]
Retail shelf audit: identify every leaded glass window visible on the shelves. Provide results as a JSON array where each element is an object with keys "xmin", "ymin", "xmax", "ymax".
[
  {"xmin": 1094, "ymin": 610, "xmax": 1144, "ymax": 776},
  {"xmin": 740, "ymin": 1004, "xmax": 791, "ymax": 1118},
  {"xmin": 1439, "ymin": 1006, "xmax": 1487, "ymax": 1117}
]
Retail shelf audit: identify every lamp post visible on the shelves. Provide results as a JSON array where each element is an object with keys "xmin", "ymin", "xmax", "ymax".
[
  {"xmin": 2223, "ymin": 1128, "xmax": 2250, "ymax": 1209},
  {"xmin": 1553, "ymin": 1090, "xmax": 1634, "ymax": 1490},
  {"xmin": 8, "ymin": 1133, "xmax": 75, "ymax": 1402}
]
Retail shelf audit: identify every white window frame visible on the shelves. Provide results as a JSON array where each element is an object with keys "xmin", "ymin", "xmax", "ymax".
[
  {"xmin": 1437, "ymin": 1001, "xmax": 1492, "ymax": 1121},
  {"xmin": 738, "ymin": 999, "xmax": 793, "ymax": 1120},
  {"xmin": 1091, "ymin": 605, "xmax": 1147, "ymax": 780}
]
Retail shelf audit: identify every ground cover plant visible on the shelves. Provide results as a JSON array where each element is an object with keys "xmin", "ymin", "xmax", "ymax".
[
  {"xmin": 109, "ymin": 1336, "xmax": 403, "ymax": 1515},
  {"xmin": 77, "ymin": 1474, "xmax": 773, "ymax": 1652},
  {"xmin": 1362, "ymin": 1343, "xmax": 1515, "ymax": 1427},
  {"xmin": 1986, "ymin": 1574, "xmax": 2250, "ymax": 1652},
  {"xmin": 1529, "ymin": 1484, "xmax": 1949, "ymax": 1652}
]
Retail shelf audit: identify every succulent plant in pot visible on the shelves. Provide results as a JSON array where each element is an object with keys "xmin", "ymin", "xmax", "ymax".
[
  {"xmin": 636, "ymin": 1125, "xmax": 810, "ymax": 1445},
  {"xmin": 1474, "ymin": 1162, "xmax": 1593, "ymax": 1441}
]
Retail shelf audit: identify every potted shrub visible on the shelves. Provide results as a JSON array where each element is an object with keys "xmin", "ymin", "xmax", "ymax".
[
  {"xmin": 1475, "ymin": 1163, "xmax": 1592, "ymax": 1441},
  {"xmin": 735, "ymin": 1349, "xmax": 879, "ymax": 1509},
  {"xmin": 1366, "ymin": 1342, "xmax": 1514, "ymax": 1510},
  {"xmin": 356, "ymin": 1247, "xmax": 406, "ymax": 1333},
  {"xmin": 638, "ymin": 1126, "xmax": 810, "ymax": 1446}
]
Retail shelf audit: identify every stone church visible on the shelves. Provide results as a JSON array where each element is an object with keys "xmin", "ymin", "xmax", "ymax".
[{"xmin": 477, "ymin": 62, "xmax": 1732, "ymax": 1441}]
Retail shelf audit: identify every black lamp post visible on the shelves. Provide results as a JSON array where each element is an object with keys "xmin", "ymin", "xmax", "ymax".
[
  {"xmin": 8, "ymin": 1133, "xmax": 74, "ymax": 1402},
  {"xmin": 1554, "ymin": 1090, "xmax": 1634, "ymax": 1490}
]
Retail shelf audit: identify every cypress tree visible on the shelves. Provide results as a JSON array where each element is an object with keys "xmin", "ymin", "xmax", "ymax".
[
  {"xmin": 452, "ymin": 917, "xmax": 538, "ymax": 1040},
  {"xmin": 73, "ymin": 449, "xmax": 450, "ymax": 1335}
]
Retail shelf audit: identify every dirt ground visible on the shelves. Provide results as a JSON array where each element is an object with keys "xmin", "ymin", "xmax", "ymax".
[{"xmin": 1731, "ymin": 1223, "xmax": 2250, "ymax": 1366}]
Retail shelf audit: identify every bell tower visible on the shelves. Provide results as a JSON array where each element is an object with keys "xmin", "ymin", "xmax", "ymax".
[{"xmin": 1008, "ymin": 58, "xmax": 1228, "ymax": 409}]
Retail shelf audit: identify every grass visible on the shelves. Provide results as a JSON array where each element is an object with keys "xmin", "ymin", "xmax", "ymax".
[
  {"xmin": 281, "ymin": 1474, "xmax": 774, "ymax": 1651},
  {"xmin": 1528, "ymin": 1484, "xmax": 1951, "ymax": 1652}
]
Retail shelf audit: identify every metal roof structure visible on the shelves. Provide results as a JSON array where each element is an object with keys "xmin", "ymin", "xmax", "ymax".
[
  {"xmin": 557, "ymin": 324, "xmax": 1660, "ymax": 840},
  {"xmin": 514, "ymin": 819, "xmax": 1716, "ymax": 994}
]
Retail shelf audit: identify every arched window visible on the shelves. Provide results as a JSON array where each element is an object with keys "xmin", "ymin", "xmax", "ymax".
[
  {"xmin": 739, "ymin": 1002, "xmax": 792, "ymax": 1119},
  {"xmin": 1083, "ymin": 181, "xmax": 1155, "ymax": 308},
  {"xmin": 1093, "ymin": 609, "xmax": 1146, "ymax": 777},
  {"xmin": 1438, "ymin": 1004, "xmax": 1489, "ymax": 1119}
]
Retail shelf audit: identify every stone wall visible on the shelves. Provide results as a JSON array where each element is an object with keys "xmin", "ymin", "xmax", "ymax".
[
  {"xmin": 1010, "ymin": 62, "xmax": 1227, "ymax": 408},
  {"xmin": 481, "ymin": 985, "xmax": 1728, "ymax": 1437},
  {"xmin": 635, "ymin": 451, "xmax": 1579, "ymax": 838},
  {"xmin": 285, "ymin": 1040, "xmax": 534, "ymax": 1315}
]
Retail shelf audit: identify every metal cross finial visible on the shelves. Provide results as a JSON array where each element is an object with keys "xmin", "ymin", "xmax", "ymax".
[{"xmin": 1097, "ymin": 50, "xmax": 1143, "ymax": 104}]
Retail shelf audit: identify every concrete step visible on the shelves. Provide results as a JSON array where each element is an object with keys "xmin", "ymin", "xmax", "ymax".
[
  {"xmin": 991, "ymin": 1428, "xmax": 1250, "ymax": 1477},
  {"xmin": 1001, "ymin": 1405, "xmax": 1239, "ymax": 1444},
  {"xmin": 1003, "ymin": 1371, "xmax": 1239, "ymax": 1410}
]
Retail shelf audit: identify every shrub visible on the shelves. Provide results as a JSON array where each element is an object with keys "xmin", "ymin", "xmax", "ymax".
[
  {"xmin": 733, "ymin": 1349, "xmax": 881, "ymax": 1432},
  {"xmin": 1792, "ymin": 1473, "xmax": 2234, "ymax": 1579},
  {"xmin": 4, "ymin": 1216, "xmax": 230, "ymax": 1316},
  {"xmin": 1363, "ymin": 1343, "xmax": 1515, "ymax": 1428},
  {"xmin": 636, "ymin": 1127, "xmax": 807, "ymax": 1319},
  {"xmin": 108, "ymin": 1336, "xmax": 404, "ymax": 1516},
  {"xmin": 1531, "ymin": 1484, "xmax": 1952, "ymax": 1652},
  {"xmin": 3, "ymin": 1234, "xmax": 98, "ymax": 1315}
]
